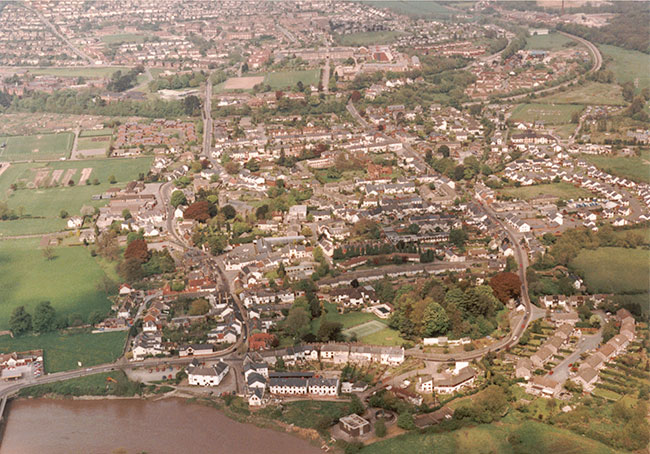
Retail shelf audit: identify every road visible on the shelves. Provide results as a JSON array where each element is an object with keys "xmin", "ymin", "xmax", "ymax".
[
  {"xmin": 21, "ymin": 4, "xmax": 93, "ymax": 64},
  {"xmin": 550, "ymin": 329, "xmax": 602, "ymax": 384}
]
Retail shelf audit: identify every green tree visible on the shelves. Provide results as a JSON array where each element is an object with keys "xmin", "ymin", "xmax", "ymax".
[
  {"xmin": 423, "ymin": 301, "xmax": 449, "ymax": 336},
  {"xmin": 9, "ymin": 306, "xmax": 32, "ymax": 335},
  {"xmin": 397, "ymin": 412, "xmax": 415, "ymax": 430},
  {"xmin": 170, "ymin": 190, "xmax": 187, "ymax": 208},
  {"xmin": 375, "ymin": 418, "xmax": 387, "ymax": 437},
  {"xmin": 32, "ymin": 301, "xmax": 56, "ymax": 333},
  {"xmin": 283, "ymin": 307, "xmax": 311, "ymax": 340},
  {"xmin": 189, "ymin": 299, "xmax": 210, "ymax": 316},
  {"xmin": 318, "ymin": 320, "xmax": 343, "ymax": 341}
]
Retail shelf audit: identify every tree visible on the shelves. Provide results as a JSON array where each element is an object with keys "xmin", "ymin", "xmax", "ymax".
[
  {"xmin": 96, "ymin": 231, "xmax": 120, "ymax": 261},
  {"xmin": 449, "ymin": 228, "xmax": 468, "ymax": 248},
  {"xmin": 42, "ymin": 246, "xmax": 56, "ymax": 261},
  {"xmin": 88, "ymin": 310, "xmax": 105, "ymax": 325},
  {"xmin": 374, "ymin": 418, "xmax": 387, "ymax": 437},
  {"xmin": 221, "ymin": 204, "xmax": 236, "ymax": 220},
  {"xmin": 183, "ymin": 200, "xmax": 212, "ymax": 222},
  {"xmin": 59, "ymin": 210, "xmax": 68, "ymax": 219},
  {"xmin": 397, "ymin": 412, "xmax": 415, "ymax": 430},
  {"xmin": 33, "ymin": 301, "xmax": 56, "ymax": 333},
  {"xmin": 318, "ymin": 320, "xmax": 343, "ymax": 342},
  {"xmin": 170, "ymin": 190, "xmax": 187, "ymax": 208},
  {"xmin": 255, "ymin": 204, "xmax": 269, "ymax": 220},
  {"xmin": 349, "ymin": 395, "xmax": 364, "ymax": 415},
  {"xmin": 124, "ymin": 239, "xmax": 150, "ymax": 263},
  {"xmin": 9, "ymin": 306, "xmax": 32, "ymax": 335},
  {"xmin": 283, "ymin": 307, "xmax": 311, "ymax": 340},
  {"xmin": 438, "ymin": 144, "xmax": 450, "ymax": 158},
  {"xmin": 189, "ymin": 299, "xmax": 210, "ymax": 316},
  {"xmin": 489, "ymin": 272, "xmax": 521, "ymax": 304},
  {"xmin": 423, "ymin": 301, "xmax": 449, "ymax": 336},
  {"xmin": 118, "ymin": 258, "xmax": 144, "ymax": 283}
]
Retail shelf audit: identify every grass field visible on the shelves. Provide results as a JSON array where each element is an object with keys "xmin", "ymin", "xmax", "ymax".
[
  {"xmin": 525, "ymin": 33, "xmax": 574, "ymax": 51},
  {"xmin": 510, "ymin": 103, "xmax": 584, "ymax": 125},
  {"xmin": 24, "ymin": 67, "xmax": 132, "ymax": 79},
  {"xmin": 498, "ymin": 182, "xmax": 591, "ymax": 200},
  {"xmin": 76, "ymin": 136, "xmax": 111, "ymax": 152},
  {"xmin": 580, "ymin": 152, "xmax": 650, "ymax": 184},
  {"xmin": 360, "ymin": 419, "xmax": 618, "ymax": 454},
  {"xmin": 0, "ymin": 330, "xmax": 126, "ymax": 373},
  {"xmin": 571, "ymin": 247, "xmax": 650, "ymax": 294},
  {"xmin": 260, "ymin": 400, "xmax": 352, "ymax": 430},
  {"xmin": 336, "ymin": 31, "xmax": 404, "ymax": 46},
  {"xmin": 599, "ymin": 44, "xmax": 650, "ymax": 91},
  {"xmin": 79, "ymin": 128, "xmax": 113, "ymax": 138},
  {"xmin": 19, "ymin": 370, "xmax": 140, "ymax": 397},
  {"xmin": 536, "ymin": 82, "xmax": 625, "ymax": 105},
  {"xmin": 363, "ymin": 1, "xmax": 455, "ymax": 17},
  {"xmin": 100, "ymin": 33, "xmax": 149, "ymax": 44},
  {"xmin": 0, "ymin": 133, "xmax": 73, "ymax": 162},
  {"xmin": 360, "ymin": 326, "xmax": 405, "ymax": 346},
  {"xmin": 0, "ymin": 238, "xmax": 114, "ymax": 330},
  {"xmin": 263, "ymin": 69, "xmax": 321, "ymax": 90},
  {"xmin": 0, "ymin": 157, "xmax": 152, "ymax": 235}
]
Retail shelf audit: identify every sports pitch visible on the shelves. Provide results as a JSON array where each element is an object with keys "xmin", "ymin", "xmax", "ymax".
[
  {"xmin": 0, "ymin": 133, "xmax": 73, "ymax": 162},
  {"xmin": 343, "ymin": 320, "xmax": 386, "ymax": 338}
]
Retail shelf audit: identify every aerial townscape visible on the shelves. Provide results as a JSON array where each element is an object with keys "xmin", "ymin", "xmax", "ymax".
[{"xmin": 0, "ymin": 0, "xmax": 647, "ymax": 453}]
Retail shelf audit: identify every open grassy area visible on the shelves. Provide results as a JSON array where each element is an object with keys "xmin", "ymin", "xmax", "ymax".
[
  {"xmin": 0, "ymin": 157, "xmax": 152, "ymax": 235},
  {"xmin": 510, "ymin": 103, "xmax": 584, "ymax": 125},
  {"xmin": 580, "ymin": 152, "xmax": 650, "ymax": 184},
  {"xmin": 76, "ymin": 135, "xmax": 111, "ymax": 152},
  {"xmin": 600, "ymin": 44, "xmax": 650, "ymax": 91},
  {"xmin": 363, "ymin": 1, "xmax": 455, "ymax": 17},
  {"xmin": 336, "ymin": 31, "xmax": 404, "ymax": 46},
  {"xmin": 263, "ymin": 69, "xmax": 321, "ymax": 90},
  {"xmin": 0, "ymin": 132, "xmax": 73, "ymax": 162},
  {"xmin": 571, "ymin": 247, "xmax": 650, "ymax": 294},
  {"xmin": 0, "ymin": 330, "xmax": 126, "ymax": 373},
  {"xmin": 359, "ymin": 326, "xmax": 406, "ymax": 346},
  {"xmin": 100, "ymin": 33, "xmax": 150, "ymax": 44},
  {"xmin": 525, "ymin": 33, "xmax": 574, "ymax": 51},
  {"xmin": 19, "ymin": 370, "xmax": 139, "ymax": 397},
  {"xmin": 23, "ymin": 67, "xmax": 132, "ymax": 78},
  {"xmin": 259, "ymin": 400, "xmax": 352, "ymax": 430},
  {"xmin": 0, "ymin": 238, "xmax": 114, "ymax": 330},
  {"xmin": 79, "ymin": 128, "xmax": 113, "ymax": 138},
  {"xmin": 536, "ymin": 82, "xmax": 625, "ymax": 105},
  {"xmin": 359, "ymin": 419, "xmax": 618, "ymax": 454},
  {"xmin": 322, "ymin": 303, "xmax": 383, "ymax": 329},
  {"xmin": 498, "ymin": 182, "xmax": 591, "ymax": 201}
]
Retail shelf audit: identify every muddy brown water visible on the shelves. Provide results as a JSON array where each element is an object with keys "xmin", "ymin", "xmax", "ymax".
[{"xmin": 0, "ymin": 398, "xmax": 322, "ymax": 454}]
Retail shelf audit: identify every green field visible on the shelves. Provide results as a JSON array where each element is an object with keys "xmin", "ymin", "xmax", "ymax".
[
  {"xmin": 343, "ymin": 320, "xmax": 386, "ymax": 338},
  {"xmin": 0, "ymin": 157, "xmax": 152, "ymax": 235},
  {"xmin": 260, "ymin": 400, "xmax": 352, "ymax": 430},
  {"xmin": 359, "ymin": 326, "xmax": 406, "ymax": 346},
  {"xmin": 510, "ymin": 103, "xmax": 584, "ymax": 125},
  {"xmin": 79, "ymin": 128, "xmax": 113, "ymax": 138},
  {"xmin": 19, "ymin": 370, "xmax": 140, "ymax": 397},
  {"xmin": 263, "ymin": 69, "xmax": 321, "ymax": 90},
  {"xmin": 0, "ymin": 133, "xmax": 73, "ymax": 162},
  {"xmin": 0, "ymin": 330, "xmax": 126, "ymax": 373},
  {"xmin": 536, "ymin": 82, "xmax": 625, "ymax": 105},
  {"xmin": 0, "ymin": 238, "xmax": 114, "ymax": 330},
  {"xmin": 100, "ymin": 33, "xmax": 149, "ymax": 44},
  {"xmin": 600, "ymin": 44, "xmax": 650, "ymax": 91},
  {"xmin": 363, "ymin": 1, "xmax": 455, "ymax": 17},
  {"xmin": 76, "ymin": 135, "xmax": 111, "ymax": 152},
  {"xmin": 498, "ymin": 182, "xmax": 591, "ymax": 201},
  {"xmin": 360, "ymin": 420, "xmax": 618, "ymax": 454},
  {"xmin": 525, "ymin": 33, "xmax": 574, "ymax": 51},
  {"xmin": 24, "ymin": 67, "xmax": 132, "ymax": 78},
  {"xmin": 571, "ymin": 247, "xmax": 650, "ymax": 294},
  {"xmin": 336, "ymin": 31, "xmax": 405, "ymax": 46},
  {"xmin": 580, "ymin": 152, "xmax": 650, "ymax": 184}
]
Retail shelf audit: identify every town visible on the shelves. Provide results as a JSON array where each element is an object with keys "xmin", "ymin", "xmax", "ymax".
[{"xmin": 0, "ymin": 1, "xmax": 647, "ymax": 453}]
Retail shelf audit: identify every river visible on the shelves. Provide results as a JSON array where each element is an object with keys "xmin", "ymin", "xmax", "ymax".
[{"xmin": 0, "ymin": 398, "xmax": 322, "ymax": 454}]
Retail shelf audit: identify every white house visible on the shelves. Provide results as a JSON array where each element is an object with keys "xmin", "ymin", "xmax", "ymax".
[{"xmin": 187, "ymin": 361, "xmax": 230, "ymax": 387}]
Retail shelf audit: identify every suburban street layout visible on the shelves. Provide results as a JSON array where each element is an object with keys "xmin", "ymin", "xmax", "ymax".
[{"xmin": 0, "ymin": 1, "xmax": 647, "ymax": 453}]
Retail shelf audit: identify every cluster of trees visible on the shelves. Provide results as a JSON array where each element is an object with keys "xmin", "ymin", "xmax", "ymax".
[
  {"xmin": 6, "ymin": 89, "xmax": 199, "ymax": 119},
  {"xmin": 148, "ymin": 71, "xmax": 207, "ymax": 92},
  {"xmin": 279, "ymin": 279, "xmax": 337, "ymax": 342},
  {"xmin": 425, "ymin": 152, "xmax": 492, "ymax": 182},
  {"xmin": 454, "ymin": 384, "xmax": 509, "ymax": 423},
  {"xmin": 107, "ymin": 67, "xmax": 144, "ymax": 92},
  {"xmin": 501, "ymin": 35, "xmax": 527, "ymax": 62},
  {"xmin": 10, "ymin": 302, "xmax": 105, "ymax": 336},
  {"xmin": 388, "ymin": 276, "xmax": 507, "ymax": 340}
]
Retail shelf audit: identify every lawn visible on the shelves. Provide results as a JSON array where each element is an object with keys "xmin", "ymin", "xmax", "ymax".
[
  {"xmin": 100, "ymin": 33, "xmax": 149, "ymax": 44},
  {"xmin": 510, "ymin": 103, "xmax": 584, "ymax": 125},
  {"xmin": 336, "ymin": 31, "xmax": 405, "ymax": 46},
  {"xmin": 571, "ymin": 247, "xmax": 650, "ymax": 294},
  {"xmin": 0, "ymin": 157, "xmax": 152, "ymax": 235},
  {"xmin": 359, "ymin": 327, "xmax": 406, "ymax": 346},
  {"xmin": 260, "ymin": 400, "xmax": 352, "ymax": 429},
  {"xmin": 535, "ymin": 82, "xmax": 625, "ymax": 105},
  {"xmin": 263, "ymin": 69, "xmax": 321, "ymax": 90},
  {"xmin": 359, "ymin": 420, "xmax": 618, "ymax": 454},
  {"xmin": 0, "ymin": 238, "xmax": 114, "ymax": 330},
  {"xmin": 322, "ymin": 303, "xmax": 382, "ymax": 329},
  {"xmin": 363, "ymin": 1, "xmax": 455, "ymax": 17},
  {"xmin": 498, "ymin": 182, "xmax": 591, "ymax": 201},
  {"xmin": 580, "ymin": 152, "xmax": 650, "ymax": 184},
  {"xmin": 525, "ymin": 33, "xmax": 573, "ymax": 51},
  {"xmin": 0, "ymin": 132, "xmax": 73, "ymax": 162},
  {"xmin": 599, "ymin": 44, "xmax": 650, "ymax": 91},
  {"xmin": 76, "ymin": 136, "xmax": 111, "ymax": 152},
  {"xmin": 79, "ymin": 128, "xmax": 114, "ymax": 138},
  {"xmin": 19, "ymin": 370, "xmax": 139, "ymax": 397},
  {"xmin": 0, "ymin": 330, "xmax": 126, "ymax": 373},
  {"xmin": 24, "ymin": 67, "xmax": 132, "ymax": 79}
]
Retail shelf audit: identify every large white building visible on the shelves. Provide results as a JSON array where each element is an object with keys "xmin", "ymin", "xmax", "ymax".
[{"xmin": 187, "ymin": 361, "xmax": 230, "ymax": 387}]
